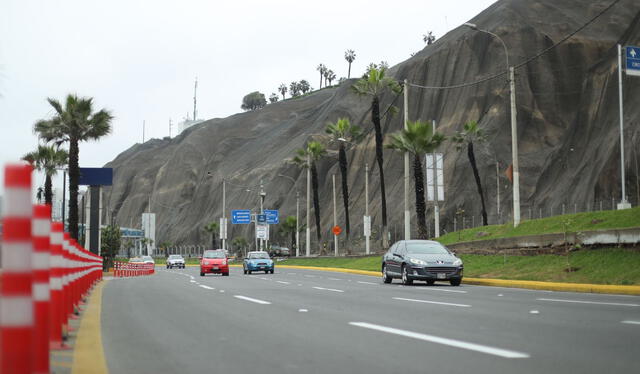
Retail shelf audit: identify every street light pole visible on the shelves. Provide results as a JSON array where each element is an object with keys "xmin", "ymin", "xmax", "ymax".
[
  {"xmin": 306, "ymin": 153, "xmax": 311, "ymax": 257},
  {"xmin": 222, "ymin": 178, "xmax": 226, "ymax": 250},
  {"xmin": 260, "ymin": 179, "xmax": 265, "ymax": 251},
  {"xmin": 617, "ymin": 44, "xmax": 630, "ymax": 209},
  {"xmin": 332, "ymin": 174, "xmax": 338, "ymax": 256},
  {"xmin": 403, "ymin": 79, "xmax": 411, "ymax": 240},
  {"xmin": 463, "ymin": 22, "xmax": 520, "ymax": 226},
  {"xmin": 365, "ymin": 163, "xmax": 370, "ymax": 255}
]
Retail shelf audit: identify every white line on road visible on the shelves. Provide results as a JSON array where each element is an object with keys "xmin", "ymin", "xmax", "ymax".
[
  {"xmin": 349, "ymin": 322, "xmax": 529, "ymax": 359},
  {"xmin": 298, "ymin": 309, "xmax": 308, "ymax": 313},
  {"xmin": 190, "ymin": 280, "xmax": 196, "ymax": 283},
  {"xmin": 357, "ymin": 281, "xmax": 378, "ymax": 285},
  {"xmin": 622, "ymin": 320, "xmax": 640, "ymax": 325},
  {"xmin": 328, "ymin": 277, "xmax": 342, "ymax": 281},
  {"xmin": 417, "ymin": 288, "xmax": 467, "ymax": 294},
  {"xmin": 199, "ymin": 285, "xmax": 215, "ymax": 290},
  {"xmin": 393, "ymin": 297, "xmax": 471, "ymax": 308},
  {"xmin": 537, "ymin": 298, "xmax": 640, "ymax": 307},
  {"xmin": 304, "ymin": 275, "xmax": 317, "ymax": 278},
  {"xmin": 234, "ymin": 295, "xmax": 271, "ymax": 305},
  {"xmin": 277, "ymin": 281, "xmax": 291, "ymax": 285},
  {"xmin": 313, "ymin": 286, "xmax": 344, "ymax": 293}
]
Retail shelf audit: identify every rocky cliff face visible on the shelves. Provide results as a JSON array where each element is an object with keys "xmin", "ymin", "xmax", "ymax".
[{"xmin": 103, "ymin": 0, "xmax": 640, "ymax": 251}]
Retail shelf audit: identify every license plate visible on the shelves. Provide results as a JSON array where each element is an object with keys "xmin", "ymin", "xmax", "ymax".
[
  {"xmin": 437, "ymin": 273, "xmax": 446, "ymax": 279},
  {"xmin": 213, "ymin": 267, "xmax": 219, "ymax": 270}
]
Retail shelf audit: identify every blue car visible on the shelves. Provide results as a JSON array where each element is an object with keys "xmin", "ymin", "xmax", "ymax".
[{"xmin": 243, "ymin": 251, "xmax": 274, "ymax": 274}]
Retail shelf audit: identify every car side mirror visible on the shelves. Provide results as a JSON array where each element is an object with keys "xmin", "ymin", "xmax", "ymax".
[{"xmin": 396, "ymin": 254, "xmax": 403, "ymax": 259}]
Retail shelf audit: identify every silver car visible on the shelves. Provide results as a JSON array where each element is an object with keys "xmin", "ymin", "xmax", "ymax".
[
  {"xmin": 166, "ymin": 254, "xmax": 185, "ymax": 269},
  {"xmin": 381, "ymin": 240, "xmax": 463, "ymax": 286}
]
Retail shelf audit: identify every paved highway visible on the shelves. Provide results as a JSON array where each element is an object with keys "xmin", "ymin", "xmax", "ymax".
[{"xmin": 101, "ymin": 266, "xmax": 639, "ymax": 374}]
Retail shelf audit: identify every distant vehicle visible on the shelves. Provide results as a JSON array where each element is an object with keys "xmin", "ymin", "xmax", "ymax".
[
  {"xmin": 243, "ymin": 251, "xmax": 274, "ymax": 274},
  {"xmin": 381, "ymin": 240, "xmax": 463, "ymax": 286},
  {"xmin": 200, "ymin": 250, "xmax": 229, "ymax": 276},
  {"xmin": 166, "ymin": 254, "xmax": 185, "ymax": 269},
  {"xmin": 269, "ymin": 245, "xmax": 290, "ymax": 257},
  {"xmin": 141, "ymin": 256, "xmax": 155, "ymax": 265},
  {"xmin": 129, "ymin": 257, "xmax": 142, "ymax": 263}
]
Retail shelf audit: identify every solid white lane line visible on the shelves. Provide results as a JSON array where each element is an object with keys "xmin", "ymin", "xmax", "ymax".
[
  {"xmin": 357, "ymin": 281, "xmax": 378, "ymax": 285},
  {"xmin": 393, "ymin": 297, "xmax": 471, "ymax": 308},
  {"xmin": 190, "ymin": 280, "xmax": 196, "ymax": 283},
  {"xmin": 328, "ymin": 277, "xmax": 342, "ymax": 281},
  {"xmin": 304, "ymin": 275, "xmax": 317, "ymax": 278},
  {"xmin": 313, "ymin": 286, "xmax": 344, "ymax": 293},
  {"xmin": 349, "ymin": 322, "xmax": 529, "ymax": 358},
  {"xmin": 298, "ymin": 309, "xmax": 308, "ymax": 313},
  {"xmin": 234, "ymin": 295, "xmax": 271, "ymax": 305},
  {"xmin": 277, "ymin": 281, "xmax": 291, "ymax": 285},
  {"xmin": 537, "ymin": 298, "xmax": 640, "ymax": 307},
  {"xmin": 417, "ymin": 288, "xmax": 467, "ymax": 294},
  {"xmin": 199, "ymin": 285, "xmax": 215, "ymax": 290},
  {"xmin": 622, "ymin": 320, "xmax": 640, "ymax": 325}
]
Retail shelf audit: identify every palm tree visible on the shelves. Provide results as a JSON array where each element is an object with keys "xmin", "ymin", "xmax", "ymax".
[
  {"xmin": 317, "ymin": 64, "xmax": 326, "ymax": 89},
  {"xmin": 344, "ymin": 49, "xmax": 356, "ymax": 79},
  {"xmin": 299, "ymin": 80, "xmax": 311, "ymax": 94},
  {"xmin": 423, "ymin": 31, "xmax": 436, "ymax": 45},
  {"xmin": 327, "ymin": 70, "xmax": 336, "ymax": 86},
  {"xmin": 278, "ymin": 84, "xmax": 288, "ymax": 100},
  {"xmin": 279, "ymin": 216, "xmax": 297, "ymax": 250},
  {"xmin": 22, "ymin": 145, "xmax": 68, "ymax": 206},
  {"xmin": 34, "ymin": 94, "xmax": 113, "ymax": 240},
  {"xmin": 452, "ymin": 120, "xmax": 488, "ymax": 226},
  {"xmin": 325, "ymin": 118, "xmax": 362, "ymax": 240},
  {"xmin": 387, "ymin": 121, "xmax": 445, "ymax": 238},
  {"xmin": 352, "ymin": 67, "xmax": 401, "ymax": 247},
  {"xmin": 204, "ymin": 221, "xmax": 219, "ymax": 249},
  {"xmin": 269, "ymin": 93, "xmax": 279, "ymax": 103},
  {"xmin": 292, "ymin": 141, "xmax": 327, "ymax": 246}
]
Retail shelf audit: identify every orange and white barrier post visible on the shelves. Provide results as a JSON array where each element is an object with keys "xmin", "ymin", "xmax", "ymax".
[
  {"xmin": 49, "ymin": 222, "xmax": 69, "ymax": 350},
  {"xmin": 1, "ymin": 164, "xmax": 34, "ymax": 374},
  {"xmin": 32, "ymin": 204, "xmax": 51, "ymax": 374}
]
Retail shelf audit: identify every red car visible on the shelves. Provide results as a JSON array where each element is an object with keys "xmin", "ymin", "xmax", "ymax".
[{"xmin": 200, "ymin": 250, "xmax": 229, "ymax": 276}]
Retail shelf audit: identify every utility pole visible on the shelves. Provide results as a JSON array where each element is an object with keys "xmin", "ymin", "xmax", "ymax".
[
  {"xmin": 332, "ymin": 174, "xmax": 338, "ymax": 256},
  {"xmin": 193, "ymin": 77, "xmax": 198, "ymax": 121},
  {"xmin": 222, "ymin": 179, "xmax": 226, "ymax": 251},
  {"xmin": 432, "ymin": 120, "xmax": 440, "ymax": 238},
  {"xmin": 62, "ymin": 170, "xmax": 67, "ymax": 228},
  {"xmin": 365, "ymin": 163, "xmax": 370, "ymax": 255},
  {"xmin": 306, "ymin": 153, "xmax": 311, "ymax": 257},
  {"xmin": 617, "ymin": 44, "xmax": 631, "ymax": 209},
  {"xmin": 496, "ymin": 161, "xmax": 500, "ymax": 221},
  {"xmin": 510, "ymin": 66, "xmax": 521, "ymax": 226},
  {"xmin": 169, "ymin": 118, "xmax": 172, "ymax": 138},
  {"xmin": 259, "ymin": 179, "xmax": 265, "ymax": 251},
  {"xmin": 403, "ymin": 79, "xmax": 411, "ymax": 240},
  {"xmin": 296, "ymin": 190, "xmax": 300, "ymax": 257},
  {"xmin": 142, "ymin": 120, "xmax": 146, "ymax": 143}
]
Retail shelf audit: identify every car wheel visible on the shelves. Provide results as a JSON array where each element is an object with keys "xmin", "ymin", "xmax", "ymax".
[
  {"xmin": 426, "ymin": 280, "xmax": 435, "ymax": 286},
  {"xmin": 248, "ymin": 270, "xmax": 252, "ymax": 274},
  {"xmin": 243, "ymin": 268, "xmax": 247, "ymax": 274},
  {"xmin": 200, "ymin": 272, "xmax": 205, "ymax": 276},
  {"xmin": 382, "ymin": 264, "xmax": 392, "ymax": 284},
  {"xmin": 223, "ymin": 272, "xmax": 229, "ymax": 276},
  {"xmin": 265, "ymin": 270, "xmax": 269, "ymax": 274},
  {"xmin": 270, "ymin": 269, "xmax": 274, "ymax": 274},
  {"xmin": 401, "ymin": 265, "xmax": 413, "ymax": 285},
  {"xmin": 450, "ymin": 279, "xmax": 461, "ymax": 286}
]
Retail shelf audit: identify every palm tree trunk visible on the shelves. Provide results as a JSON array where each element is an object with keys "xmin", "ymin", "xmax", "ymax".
[
  {"xmin": 348, "ymin": 63, "xmax": 352, "ymax": 79},
  {"xmin": 338, "ymin": 145, "xmax": 350, "ymax": 240},
  {"xmin": 371, "ymin": 96, "xmax": 389, "ymax": 247},
  {"xmin": 44, "ymin": 174, "xmax": 53, "ymax": 206},
  {"xmin": 68, "ymin": 138, "xmax": 80, "ymax": 240},
  {"xmin": 413, "ymin": 154, "xmax": 428, "ymax": 239},
  {"xmin": 467, "ymin": 142, "xmax": 488, "ymax": 225},
  {"xmin": 311, "ymin": 163, "xmax": 322, "ymax": 245}
]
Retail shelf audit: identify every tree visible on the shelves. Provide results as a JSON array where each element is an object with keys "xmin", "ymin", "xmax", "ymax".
[
  {"xmin": 34, "ymin": 94, "xmax": 113, "ymax": 240},
  {"xmin": 325, "ymin": 118, "xmax": 362, "ymax": 240},
  {"xmin": 298, "ymin": 80, "xmax": 311, "ymax": 94},
  {"xmin": 269, "ymin": 93, "xmax": 279, "ymax": 103},
  {"xmin": 423, "ymin": 31, "xmax": 436, "ymax": 45},
  {"xmin": 316, "ymin": 64, "xmax": 326, "ymax": 89},
  {"xmin": 387, "ymin": 120, "xmax": 445, "ymax": 238},
  {"xmin": 452, "ymin": 120, "xmax": 488, "ymax": 226},
  {"xmin": 289, "ymin": 81, "xmax": 301, "ymax": 97},
  {"xmin": 279, "ymin": 216, "xmax": 298, "ymax": 250},
  {"xmin": 344, "ymin": 49, "xmax": 356, "ymax": 79},
  {"xmin": 278, "ymin": 84, "xmax": 288, "ymax": 100},
  {"xmin": 101, "ymin": 224, "xmax": 121, "ymax": 270},
  {"xmin": 326, "ymin": 70, "xmax": 336, "ymax": 86},
  {"xmin": 22, "ymin": 145, "xmax": 68, "ymax": 206},
  {"xmin": 379, "ymin": 61, "xmax": 389, "ymax": 70},
  {"xmin": 231, "ymin": 236, "xmax": 248, "ymax": 257},
  {"xmin": 204, "ymin": 221, "xmax": 219, "ymax": 249},
  {"xmin": 292, "ymin": 141, "xmax": 327, "ymax": 247},
  {"xmin": 352, "ymin": 67, "xmax": 401, "ymax": 248},
  {"xmin": 240, "ymin": 91, "xmax": 267, "ymax": 111}
]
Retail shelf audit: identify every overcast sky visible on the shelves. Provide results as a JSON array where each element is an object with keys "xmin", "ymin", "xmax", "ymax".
[{"xmin": 0, "ymin": 0, "xmax": 495, "ymax": 192}]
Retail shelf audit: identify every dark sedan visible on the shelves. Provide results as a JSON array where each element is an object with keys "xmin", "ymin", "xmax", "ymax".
[{"xmin": 381, "ymin": 240, "xmax": 463, "ymax": 286}]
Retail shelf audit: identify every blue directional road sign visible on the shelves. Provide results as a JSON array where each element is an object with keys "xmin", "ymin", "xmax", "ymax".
[
  {"xmin": 231, "ymin": 210, "xmax": 251, "ymax": 224},
  {"xmin": 264, "ymin": 209, "xmax": 279, "ymax": 224},
  {"xmin": 626, "ymin": 46, "xmax": 640, "ymax": 77},
  {"xmin": 257, "ymin": 214, "xmax": 267, "ymax": 223}
]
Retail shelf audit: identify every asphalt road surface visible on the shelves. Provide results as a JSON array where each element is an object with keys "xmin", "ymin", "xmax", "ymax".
[{"xmin": 102, "ymin": 266, "xmax": 640, "ymax": 374}]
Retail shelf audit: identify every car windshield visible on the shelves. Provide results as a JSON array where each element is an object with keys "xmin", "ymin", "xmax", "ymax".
[
  {"xmin": 405, "ymin": 243, "xmax": 450, "ymax": 255},
  {"xmin": 142, "ymin": 256, "xmax": 153, "ymax": 261},
  {"xmin": 169, "ymin": 255, "xmax": 182, "ymax": 259},
  {"xmin": 203, "ymin": 251, "xmax": 225, "ymax": 259},
  {"xmin": 249, "ymin": 253, "xmax": 270, "ymax": 259}
]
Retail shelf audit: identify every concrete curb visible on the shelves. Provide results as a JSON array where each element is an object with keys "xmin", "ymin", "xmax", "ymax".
[
  {"xmin": 71, "ymin": 280, "xmax": 109, "ymax": 374},
  {"xmin": 275, "ymin": 265, "xmax": 640, "ymax": 295}
]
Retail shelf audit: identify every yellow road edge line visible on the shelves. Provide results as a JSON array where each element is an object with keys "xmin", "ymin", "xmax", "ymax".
[
  {"xmin": 71, "ymin": 280, "xmax": 109, "ymax": 374},
  {"xmin": 274, "ymin": 265, "xmax": 640, "ymax": 295}
]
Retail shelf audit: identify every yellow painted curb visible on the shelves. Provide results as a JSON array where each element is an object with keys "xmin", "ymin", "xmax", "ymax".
[
  {"xmin": 71, "ymin": 280, "xmax": 109, "ymax": 374},
  {"xmin": 275, "ymin": 265, "xmax": 640, "ymax": 295}
]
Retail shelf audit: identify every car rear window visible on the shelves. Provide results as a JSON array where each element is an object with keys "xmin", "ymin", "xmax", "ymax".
[
  {"xmin": 203, "ymin": 251, "xmax": 225, "ymax": 259},
  {"xmin": 249, "ymin": 253, "xmax": 270, "ymax": 259}
]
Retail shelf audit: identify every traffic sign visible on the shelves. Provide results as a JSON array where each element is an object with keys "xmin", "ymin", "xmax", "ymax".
[
  {"xmin": 231, "ymin": 210, "xmax": 251, "ymax": 224},
  {"xmin": 626, "ymin": 46, "xmax": 640, "ymax": 76},
  {"xmin": 332, "ymin": 225, "xmax": 342, "ymax": 235},
  {"xmin": 256, "ymin": 224, "xmax": 269, "ymax": 240},
  {"xmin": 257, "ymin": 214, "xmax": 267, "ymax": 223},
  {"xmin": 264, "ymin": 209, "xmax": 279, "ymax": 224}
]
